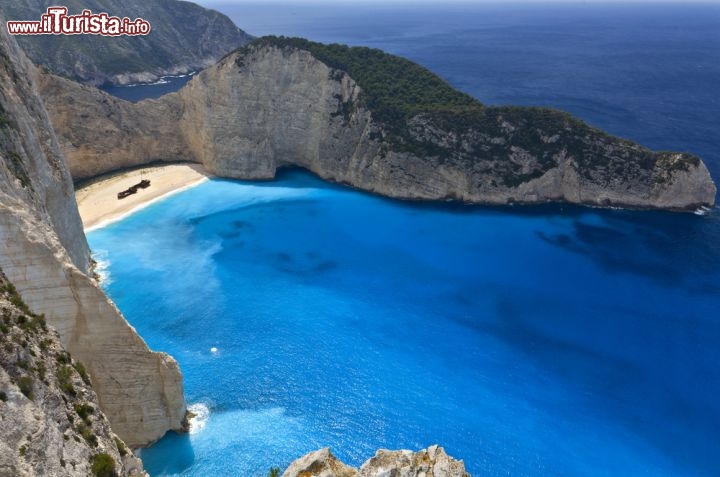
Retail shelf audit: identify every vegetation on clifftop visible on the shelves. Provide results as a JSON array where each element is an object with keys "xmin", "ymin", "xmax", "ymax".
[
  {"xmin": 237, "ymin": 36, "xmax": 701, "ymax": 187},
  {"xmin": 246, "ymin": 36, "xmax": 482, "ymax": 132}
]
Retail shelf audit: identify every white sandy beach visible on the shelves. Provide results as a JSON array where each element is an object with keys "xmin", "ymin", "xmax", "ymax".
[{"xmin": 75, "ymin": 163, "xmax": 211, "ymax": 231}]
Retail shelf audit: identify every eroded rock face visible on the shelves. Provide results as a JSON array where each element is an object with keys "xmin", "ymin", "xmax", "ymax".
[
  {"xmin": 282, "ymin": 446, "xmax": 470, "ymax": 477},
  {"xmin": 36, "ymin": 73, "xmax": 191, "ymax": 181},
  {"xmin": 41, "ymin": 43, "xmax": 716, "ymax": 211},
  {"xmin": 359, "ymin": 446, "xmax": 471, "ymax": 477},
  {"xmin": 0, "ymin": 270, "xmax": 146, "ymax": 477},
  {"xmin": 282, "ymin": 448, "xmax": 358, "ymax": 477},
  {"xmin": 0, "ymin": 18, "xmax": 185, "ymax": 447}
]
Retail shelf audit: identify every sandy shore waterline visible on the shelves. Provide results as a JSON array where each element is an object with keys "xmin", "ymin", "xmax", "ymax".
[{"xmin": 75, "ymin": 163, "xmax": 212, "ymax": 231}]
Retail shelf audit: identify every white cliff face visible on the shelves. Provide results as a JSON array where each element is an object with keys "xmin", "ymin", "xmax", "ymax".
[
  {"xmin": 0, "ymin": 48, "xmax": 89, "ymax": 273},
  {"xmin": 41, "ymin": 44, "xmax": 716, "ymax": 211},
  {"xmin": 281, "ymin": 446, "xmax": 470, "ymax": 477},
  {"xmin": 0, "ymin": 20, "xmax": 185, "ymax": 447},
  {"xmin": 176, "ymin": 47, "xmax": 377, "ymax": 181},
  {"xmin": 36, "ymin": 73, "xmax": 192, "ymax": 181}
]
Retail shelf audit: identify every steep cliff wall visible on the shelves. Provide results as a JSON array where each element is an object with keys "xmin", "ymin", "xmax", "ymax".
[
  {"xmin": 37, "ymin": 73, "xmax": 191, "ymax": 180},
  {"xmin": 41, "ymin": 41, "xmax": 716, "ymax": 211},
  {"xmin": 0, "ymin": 270, "xmax": 145, "ymax": 476},
  {"xmin": 0, "ymin": 19, "xmax": 185, "ymax": 447}
]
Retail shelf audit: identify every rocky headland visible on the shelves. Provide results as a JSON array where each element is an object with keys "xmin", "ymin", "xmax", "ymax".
[{"xmin": 40, "ymin": 37, "xmax": 716, "ymax": 212}]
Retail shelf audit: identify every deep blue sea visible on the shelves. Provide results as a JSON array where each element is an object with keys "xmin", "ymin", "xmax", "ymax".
[
  {"xmin": 90, "ymin": 3, "xmax": 720, "ymax": 476},
  {"xmin": 99, "ymin": 73, "xmax": 195, "ymax": 102}
]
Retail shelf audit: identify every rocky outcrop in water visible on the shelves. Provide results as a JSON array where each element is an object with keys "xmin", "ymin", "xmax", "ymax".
[
  {"xmin": 40, "ymin": 40, "xmax": 716, "ymax": 211},
  {"xmin": 0, "ymin": 0, "xmax": 252, "ymax": 85},
  {"xmin": 0, "ymin": 270, "xmax": 145, "ymax": 476},
  {"xmin": 282, "ymin": 446, "xmax": 470, "ymax": 477},
  {"xmin": 0, "ymin": 18, "xmax": 185, "ymax": 447}
]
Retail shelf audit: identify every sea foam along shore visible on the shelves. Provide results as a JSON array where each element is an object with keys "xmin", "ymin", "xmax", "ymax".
[{"xmin": 75, "ymin": 163, "xmax": 211, "ymax": 231}]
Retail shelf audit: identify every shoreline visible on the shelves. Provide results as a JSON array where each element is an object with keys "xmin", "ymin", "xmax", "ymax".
[{"xmin": 75, "ymin": 163, "xmax": 212, "ymax": 232}]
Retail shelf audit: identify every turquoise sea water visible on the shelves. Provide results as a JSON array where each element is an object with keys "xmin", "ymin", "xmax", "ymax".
[
  {"xmin": 89, "ymin": 172, "xmax": 720, "ymax": 476},
  {"xmin": 91, "ymin": 3, "xmax": 720, "ymax": 476}
]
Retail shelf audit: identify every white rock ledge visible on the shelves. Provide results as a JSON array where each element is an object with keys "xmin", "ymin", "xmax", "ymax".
[{"xmin": 283, "ymin": 446, "xmax": 470, "ymax": 477}]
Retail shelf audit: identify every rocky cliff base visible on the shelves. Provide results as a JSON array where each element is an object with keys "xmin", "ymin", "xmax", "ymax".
[{"xmin": 282, "ymin": 446, "xmax": 470, "ymax": 477}]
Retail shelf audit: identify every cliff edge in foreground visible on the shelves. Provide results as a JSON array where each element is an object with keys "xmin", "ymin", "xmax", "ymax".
[
  {"xmin": 0, "ymin": 17, "xmax": 185, "ymax": 447},
  {"xmin": 282, "ymin": 446, "xmax": 470, "ymax": 477},
  {"xmin": 41, "ymin": 37, "xmax": 716, "ymax": 211},
  {"xmin": 0, "ymin": 270, "xmax": 145, "ymax": 476}
]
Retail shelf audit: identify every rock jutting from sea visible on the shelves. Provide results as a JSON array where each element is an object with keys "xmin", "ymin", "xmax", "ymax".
[{"xmin": 281, "ymin": 445, "xmax": 470, "ymax": 477}]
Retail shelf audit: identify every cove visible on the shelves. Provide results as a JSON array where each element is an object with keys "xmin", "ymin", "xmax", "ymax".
[{"xmin": 87, "ymin": 170, "xmax": 720, "ymax": 476}]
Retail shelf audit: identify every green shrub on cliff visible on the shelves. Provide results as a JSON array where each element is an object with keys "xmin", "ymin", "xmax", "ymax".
[
  {"xmin": 90, "ymin": 453, "xmax": 116, "ymax": 477},
  {"xmin": 114, "ymin": 437, "xmax": 128, "ymax": 457},
  {"xmin": 74, "ymin": 402, "xmax": 95, "ymax": 423},
  {"xmin": 0, "ymin": 282, "xmax": 31, "ymax": 315},
  {"xmin": 78, "ymin": 422, "xmax": 99, "ymax": 447},
  {"xmin": 73, "ymin": 361, "xmax": 91, "ymax": 385},
  {"xmin": 17, "ymin": 375, "xmax": 33, "ymax": 400},
  {"xmin": 56, "ymin": 364, "xmax": 76, "ymax": 396}
]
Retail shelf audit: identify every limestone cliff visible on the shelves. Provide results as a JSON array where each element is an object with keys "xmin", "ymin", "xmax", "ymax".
[
  {"xmin": 0, "ymin": 0, "xmax": 252, "ymax": 86},
  {"xmin": 40, "ymin": 40, "xmax": 716, "ymax": 211},
  {"xmin": 0, "ymin": 270, "xmax": 145, "ymax": 476},
  {"xmin": 282, "ymin": 446, "xmax": 470, "ymax": 477},
  {"xmin": 37, "ymin": 73, "xmax": 192, "ymax": 180},
  {"xmin": 0, "ymin": 18, "xmax": 185, "ymax": 447}
]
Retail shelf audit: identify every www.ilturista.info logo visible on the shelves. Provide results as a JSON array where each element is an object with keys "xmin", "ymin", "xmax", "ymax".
[{"xmin": 6, "ymin": 7, "xmax": 151, "ymax": 36}]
